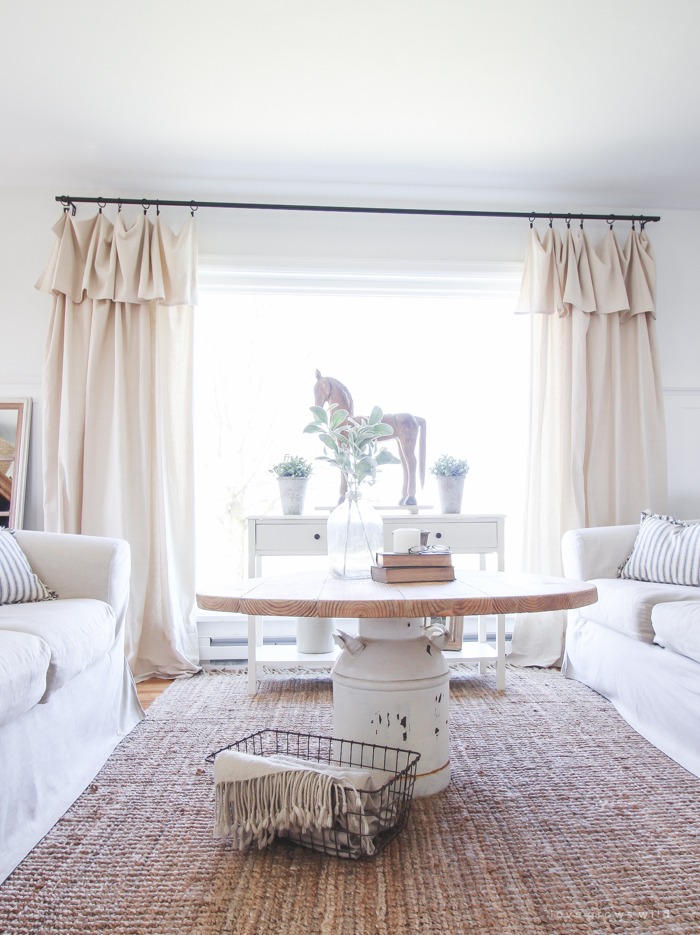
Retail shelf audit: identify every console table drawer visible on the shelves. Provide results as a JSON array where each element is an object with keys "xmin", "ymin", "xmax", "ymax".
[
  {"xmin": 255, "ymin": 522, "xmax": 328, "ymax": 553},
  {"xmin": 382, "ymin": 519, "xmax": 499, "ymax": 552}
]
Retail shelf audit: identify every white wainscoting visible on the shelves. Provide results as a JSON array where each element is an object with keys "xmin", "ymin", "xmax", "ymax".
[{"xmin": 664, "ymin": 387, "xmax": 700, "ymax": 520}]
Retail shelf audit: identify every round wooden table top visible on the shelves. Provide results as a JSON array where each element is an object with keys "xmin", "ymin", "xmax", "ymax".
[{"xmin": 197, "ymin": 569, "xmax": 597, "ymax": 620}]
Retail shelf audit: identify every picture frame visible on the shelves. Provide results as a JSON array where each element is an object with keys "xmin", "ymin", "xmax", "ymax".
[{"xmin": 0, "ymin": 399, "xmax": 32, "ymax": 529}]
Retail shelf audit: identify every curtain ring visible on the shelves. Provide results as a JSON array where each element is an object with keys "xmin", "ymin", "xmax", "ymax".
[
  {"xmin": 566, "ymin": 213, "xmax": 572, "ymax": 229},
  {"xmin": 70, "ymin": 201, "xmax": 76, "ymax": 216},
  {"xmin": 548, "ymin": 213, "xmax": 553, "ymax": 229},
  {"xmin": 640, "ymin": 219, "xmax": 647, "ymax": 230},
  {"xmin": 631, "ymin": 218, "xmax": 636, "ymax": 231},
  {"xmin": 142, "ymin": 199, "xmax": 150, "ymax": 216},
  {"xmin": 607, "ymin": 215, "xmax": 615, "ymax": 230},
  {"xmin": 156, "ymin": 200, "xmax": 160, "ymax": 216},
  {"xmin": 190, "ymin": 201, "xmax": 198, "ymax": 218},
  {"xmin": 580, "ymin": 214, "xmax": 584, "ymax": 229},
  {"xmin": 97, "ymin": 198, "xmax": 106, "ymax": 215},
  {"xmin": 117, "ymin": 198, "xmax": 122, "ymax": 213}
]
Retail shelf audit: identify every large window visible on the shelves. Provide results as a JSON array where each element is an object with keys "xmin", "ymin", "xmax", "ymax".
[{"xmin": 194, "ymin": 262, "xmax": 528, "ymax": 584}]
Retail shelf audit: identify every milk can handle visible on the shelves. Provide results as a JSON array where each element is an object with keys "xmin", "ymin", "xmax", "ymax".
[
  {"xmin": 333, "ymin": 631, "xmax": 366, "ymax": 656},
  {"xmin": 424, "ymin": 622, "xmax": 449, "ymax": 650}
]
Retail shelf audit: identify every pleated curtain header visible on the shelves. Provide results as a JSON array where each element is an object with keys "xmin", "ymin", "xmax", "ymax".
[
  {"xmin": 516, "ymin": 227, "xmax": 656, "ymax": 320},
  {"xmin": 36, "ymin": 212, "xmax": 198, "ymax": 306}
]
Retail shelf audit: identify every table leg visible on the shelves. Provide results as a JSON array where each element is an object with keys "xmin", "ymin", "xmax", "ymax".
[
  {"xmin": 477, "ymin": 614, "xmax": 488, "ymax": 674},
  {"xmin": 247, "ymin": 615, "xmax": 257, "ymax": 695},
  {"xmin": 496, "ymin": 612, "xmax": 506, "ymax": 691}
]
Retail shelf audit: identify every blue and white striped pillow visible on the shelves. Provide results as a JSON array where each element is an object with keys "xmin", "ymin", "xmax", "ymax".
[
  {"xmin": 619, "ymin": 511, "xmax": 700, "ymax": 586},
  {"xmin": 0, "ymin": 530, "xmax": 57, "ymax": 605}
]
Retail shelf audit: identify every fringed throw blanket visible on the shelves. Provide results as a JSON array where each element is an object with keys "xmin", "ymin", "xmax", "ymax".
[{"xmin": 213, "ymin": 751, "xmax": 392, "ymax": 857}]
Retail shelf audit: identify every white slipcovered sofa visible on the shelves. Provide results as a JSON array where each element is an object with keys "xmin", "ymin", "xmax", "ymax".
[
  {"xmin": 561, "ymin": 513, "xmax": 700, "ymax": 780},
  {"xmin": 0, "ymin": 530, "xmax": 144, "ymax": 883}
]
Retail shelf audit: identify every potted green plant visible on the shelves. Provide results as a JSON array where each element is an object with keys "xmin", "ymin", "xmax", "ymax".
[
  {"xmin": 430, "ymin": 454, "xmax": 469, "ymax": 514},
  {"xmin": 304, "ymin": 404, "xmax": 399, "ymax": 577},
  {"xmin": 270, "ymin": 454, "xmax": 313, "ymax": 515}
]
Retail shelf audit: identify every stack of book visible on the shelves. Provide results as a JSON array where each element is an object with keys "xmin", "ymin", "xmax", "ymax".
[{"xmin": 370, "ymin": 550, "xmax": 455, "ymax": 583}]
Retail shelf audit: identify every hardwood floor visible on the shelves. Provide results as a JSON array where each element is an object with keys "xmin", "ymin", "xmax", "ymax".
[{"xmin": 136, "ymin": 677, "xmax": 174, "ymax": 710}]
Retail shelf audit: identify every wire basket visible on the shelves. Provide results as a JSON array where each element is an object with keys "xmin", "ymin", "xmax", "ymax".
[{"xmin": 207, "ymin": 729, "xmax": 420, "ymax": 859}]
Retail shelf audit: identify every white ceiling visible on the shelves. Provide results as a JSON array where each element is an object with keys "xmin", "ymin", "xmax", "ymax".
[{"xmin": 3, "ymin": 0, "xmax": 700, "ymax": 210}]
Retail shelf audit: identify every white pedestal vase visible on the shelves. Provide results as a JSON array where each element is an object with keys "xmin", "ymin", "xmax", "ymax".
[
  {"xmin": 277, "ymin": 476, "xmax": 308, "ymax": 515},
  {"xmin": 436, "ymin": 475, "xmax": 465, "ymax": 514}
]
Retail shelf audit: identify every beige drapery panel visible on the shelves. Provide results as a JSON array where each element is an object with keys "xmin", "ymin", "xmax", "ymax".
[
  {"xmin": 509, "ymin": 226, "xmax": 667, "ymax": 666},
  {"xmin": 36, "ymin": 211, "xmax": 200, "ymax": 680}
]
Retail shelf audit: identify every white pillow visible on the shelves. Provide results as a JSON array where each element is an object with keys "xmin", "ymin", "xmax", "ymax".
[
  {"xmin": 618, "ymin": 511, "xmax": 700, "ymax": 586},
  {"xmin": 0, "ymin": 530, "xmax": 57, "ymax": 604}
]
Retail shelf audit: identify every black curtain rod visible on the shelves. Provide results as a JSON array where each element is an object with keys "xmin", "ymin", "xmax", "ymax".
[{"xmin": 55, "ymin": 195, "xmax": 661, "ymax": 225}]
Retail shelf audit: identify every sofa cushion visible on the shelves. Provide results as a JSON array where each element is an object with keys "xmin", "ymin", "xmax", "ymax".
[
  {"xmin": 0, "ymin": 530, "xmax": 57, "ymax": 605},
  {"xmin": 586, "ymin": 578, "xmax": 700, "ymax": 642},
  {"xmin": 619, "ymin": 511, "xmax": 700, "ymax": 586},
  {"xmin": 0, "ymin": 598, "xmax": 116, "ymax": 701},
  {"xmin": 0, "ymin": 630, "xmax": 51, "ymax": 727},
  {"xmin": 651, "ymin": 601, "xmax": 700, "ymax": 664}
]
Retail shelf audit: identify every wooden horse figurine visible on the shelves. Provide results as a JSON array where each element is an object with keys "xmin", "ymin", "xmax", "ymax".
[{"xmin": 313, "ymin": 370, "xmax": 426, "ymax": 506}]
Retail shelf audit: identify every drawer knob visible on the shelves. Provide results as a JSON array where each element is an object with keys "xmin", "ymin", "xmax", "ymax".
[{"xmin": 313, "ymin": 533, "xmax": 321, "ymax": 540}]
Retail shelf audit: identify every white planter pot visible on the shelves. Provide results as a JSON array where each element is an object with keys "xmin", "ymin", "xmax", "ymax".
[
  {"xmin": 436, "ymin": 475, "xmax": 465, "ymax": 514},
  {"xmin": 296, "ymin": 616, "xmax": 335, "ymax": 653},
  {"xmin": 277, "ymin": 476, "xmax": 308, "ymax": 515}
]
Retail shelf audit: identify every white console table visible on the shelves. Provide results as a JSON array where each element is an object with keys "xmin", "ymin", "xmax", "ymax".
[{"xmin": 244, "ymin": 513, "xmax": 506, "ymax": 694}]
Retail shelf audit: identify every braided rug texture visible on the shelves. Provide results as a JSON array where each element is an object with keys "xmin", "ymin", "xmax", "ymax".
[{"xmin": 1, "ymin": 667, "xmax": 699, "ymax": 935}]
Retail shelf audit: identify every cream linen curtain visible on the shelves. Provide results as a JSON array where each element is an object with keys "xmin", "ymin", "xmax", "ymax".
[
  {"xmin": 509, "ymin": 226, "xmax": 667, "ymax": 666},
  {"xmin": 36, "ymin": 211, "xmax": 200, "ymax": 680}
]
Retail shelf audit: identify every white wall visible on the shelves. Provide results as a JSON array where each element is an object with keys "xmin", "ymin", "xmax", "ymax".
[
  {"xmin": 2, "ymin": 186, "xmax": 699, "ymax": 527},
  {"xmin": 648, "ymin": 210, "xmax": 700, "ymax": 518}
]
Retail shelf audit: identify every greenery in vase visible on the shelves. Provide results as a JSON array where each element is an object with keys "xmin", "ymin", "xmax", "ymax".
[
  {"xmin": 303, "ymin": 403, "xmax": 400, "ymax": 495},
  {"xmin": 269, "ymin": 454, "xmax": 313, "ymax": 478},
  {"xmin": 430, "ymin": 454, "xmax": 470, "ymax": 477}
]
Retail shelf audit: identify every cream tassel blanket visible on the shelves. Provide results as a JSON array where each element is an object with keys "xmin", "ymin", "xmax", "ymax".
[{"xmin": 213, "ymin": 750, "xmax": 389, "ymax": 855}]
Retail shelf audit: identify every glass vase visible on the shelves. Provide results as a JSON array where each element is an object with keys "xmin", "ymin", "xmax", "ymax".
[{"xmin": 327, "ymin": 492, "xmax": 383, "ymax": 579}]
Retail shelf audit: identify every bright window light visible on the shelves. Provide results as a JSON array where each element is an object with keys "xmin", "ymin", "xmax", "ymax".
[{"xmin": 194, "ymin": 277, "xmax": 529, "ymax": 584}]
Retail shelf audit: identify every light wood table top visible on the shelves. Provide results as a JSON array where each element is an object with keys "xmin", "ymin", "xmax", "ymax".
[{"xmin": 197, "ymin": 569, "xmax": 597, "ymax": 620}]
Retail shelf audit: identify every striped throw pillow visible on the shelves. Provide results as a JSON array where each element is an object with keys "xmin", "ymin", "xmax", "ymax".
[
  {"xmin": 619, "ymin": 511, "xmax": 700, "ymax": 586},
  {"xmin": 0, "ymin": 530, "xmax": 57, "ymax": 605}
]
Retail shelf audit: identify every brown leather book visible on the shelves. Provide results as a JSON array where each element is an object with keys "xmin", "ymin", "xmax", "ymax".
[
  {"xmin": 370, "ymin": 564, "xmax": 456, "ymax": 583},
  {"xmin": 375, "ymin": 550, "xmax": 453, "ymax": 567}
]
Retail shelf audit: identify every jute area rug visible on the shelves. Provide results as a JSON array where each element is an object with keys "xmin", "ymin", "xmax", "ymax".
[{"xmin": 1, "ymin": 668, "xmax": 699, "ymax": 935}]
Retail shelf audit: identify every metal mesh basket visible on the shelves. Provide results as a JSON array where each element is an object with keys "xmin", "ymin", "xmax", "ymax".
[{"xmin": 207, "ymin": 729, "xmax": 420, "ymax": 859}]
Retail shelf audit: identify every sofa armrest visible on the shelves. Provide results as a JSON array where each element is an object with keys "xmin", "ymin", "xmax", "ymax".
[
  {"xmin": 561, "ymin": 524, "xmax": 639, "ymax": 581},
  {"xmin": 14, "ymin": 531, "xmax": 130, "ymax": 633}
]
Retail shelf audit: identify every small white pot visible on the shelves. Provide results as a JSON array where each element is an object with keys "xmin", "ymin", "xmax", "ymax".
[
  {"xmin": 278, "ymin": 476, "xmax": 309, "ymax": 515},
  {"xmin": 436, "ymin": 474, "xmax": 465, "ymax": 514},
  {"xmin": 296, "ymin": 617, "xmax": 335, "ymax": 653}
]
